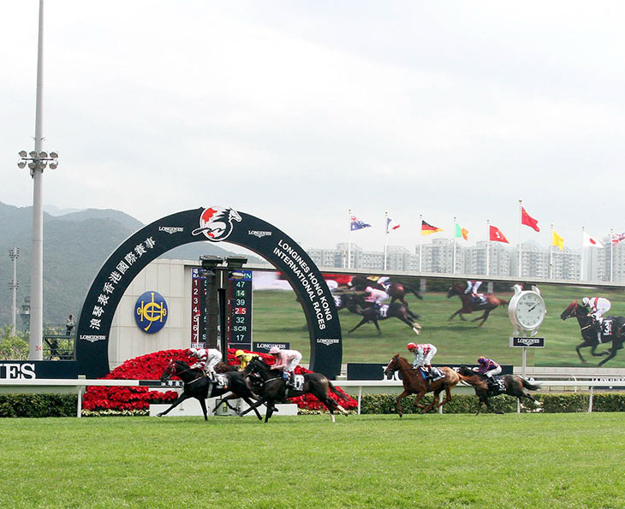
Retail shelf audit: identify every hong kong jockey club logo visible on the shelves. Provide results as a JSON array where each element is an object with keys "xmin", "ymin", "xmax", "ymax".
[
  {"xmin": 135, "ymin": 291, "xmax": 168, "ymax": 334},
  {"xmin": 192, "ymin": 206, "xmax": 242, "ymax": 242}
]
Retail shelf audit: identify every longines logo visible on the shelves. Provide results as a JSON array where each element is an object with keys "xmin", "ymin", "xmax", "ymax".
[
  {"xmin": 248, "ymin": 230, "xmax": 272, "ymax": 238},
  {"xmin": 80, "ymin": 334, "xmax": 107, "ymax": 343},
  {"xmin": 511, "ymin": 337, "xmax": 545, "ymax": 348},
  {"xmin": 158, "ymin": 226, "xmax": 184, "ymax": 235},
  {"xmin": 317, "ymin": 338, "xmax": 340, "ymax": 346}
]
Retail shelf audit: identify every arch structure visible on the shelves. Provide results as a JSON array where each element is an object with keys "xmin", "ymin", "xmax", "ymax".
[{"xmin": 75, "ymin": 207, "xmax": 342, "ymax": 379}]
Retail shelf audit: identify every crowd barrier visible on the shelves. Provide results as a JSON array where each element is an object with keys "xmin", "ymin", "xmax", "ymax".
[{"xmin": 1, "ymin": 378, "xmax": 625, "ymax": 417}]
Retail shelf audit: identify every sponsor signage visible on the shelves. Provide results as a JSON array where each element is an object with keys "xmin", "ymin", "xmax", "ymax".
[
  {"xmin": 253, "ymin": 342, "xmax": 290, "ymax": 353},
  {"xmin": 510, "ymin": 337, "xmax": 545, "ymax": 348},
  {"xmin": 0, "ymin": 361, "xmax": 78, "ymax": 380},
  {"xmin": 76, "ymin": 207, "xmax": 341, "ymax": 379}
]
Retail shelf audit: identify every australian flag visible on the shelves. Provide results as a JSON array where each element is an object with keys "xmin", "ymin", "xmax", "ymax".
[{"xmin": 350, "ymin": 215, "xmax": 371, "ymax": 231}]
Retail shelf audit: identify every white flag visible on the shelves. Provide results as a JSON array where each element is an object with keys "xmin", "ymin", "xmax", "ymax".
[{"xmin": 583, "ymin": 231, "xmax": 604, "ymax": 248}]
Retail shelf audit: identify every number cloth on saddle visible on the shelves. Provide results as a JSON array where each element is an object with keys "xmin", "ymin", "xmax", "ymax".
[{"xmin": 487, "ymin": 376, "xmax": 506, "ymax": 396}]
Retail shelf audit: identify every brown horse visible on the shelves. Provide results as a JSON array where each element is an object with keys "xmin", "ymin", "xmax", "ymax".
[
  {"xmin": 383, "ymin": 354, "xmax": 459, "ymax": 417},
  {"xmin": 456, "ymin": 365, "xmax": 541, "ymax": 415},
  {"xmin": 447, "ymin": 283, "xmax": 508, "ymax": 326}
]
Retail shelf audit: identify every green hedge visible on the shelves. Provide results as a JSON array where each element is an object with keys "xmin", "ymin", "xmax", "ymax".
[
  {"xmin": 0, "ymin": 394, "xmax": 78, "ymax": 418},
  {"xmin": 359, "ymin": 392, "xmax": 625, "ymax": 414}
]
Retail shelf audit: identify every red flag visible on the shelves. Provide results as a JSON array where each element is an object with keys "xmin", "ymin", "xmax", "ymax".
[
  {"xmin": 521, "ymin": 207, "xmax": 540, "ymax": 232},
  {"xmin": 489, "ymin": 225, "xmax": 509, "ymax": 243}
]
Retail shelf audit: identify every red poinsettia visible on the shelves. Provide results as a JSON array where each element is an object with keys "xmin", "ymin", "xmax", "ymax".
[{"xmin": 83, "ymin": 348, "xmax": 357, "ymax": 412}]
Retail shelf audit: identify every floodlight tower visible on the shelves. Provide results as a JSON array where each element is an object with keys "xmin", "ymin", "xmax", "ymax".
[
  {"xmin": 8, "ymin": 248, "xmax": 20, "ymax": 331},
  {"xmin": 16, "ymin": 0, "xmax": 58, "ymax": 360}
]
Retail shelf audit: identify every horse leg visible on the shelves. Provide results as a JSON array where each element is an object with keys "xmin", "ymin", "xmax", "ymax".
[
  {"xmin": 413, "ymin": 390, "xmax": 428, "ymax": 412},
  {"xmin": 199, "ymin": 398, "xmax": 208, "ymax": 421},
  {"xmin": 400, "ymin": 316, "xmax": 421, "ymax": 335},
  {"xmin": 590, "ymin": 344, "xmax": 609, "ymax": 357},
  {"xmin": 448, "ymin": 310, "xmax": 462, "ymax": 322},
  {"xmin": 240, "ymin": 396, "xmax": 263, "ymax": 420},
  {"xmin": 372, "ymin": 317, "xmax": 382, "ymax": 334},
  {"xmin": 472, "ymin": 309, "xmax": 490, "ymax": 326},
  {"xmin": 348, "ymin": 317, "xmax": 369, "ymax": 334},
  {"xmin": 422, "ymin": 388, "xmax": 442, "ymax": 413},
  {"xmin": 395, "ymin": 390, "xmax": 409, "ymax": 418},
  {"xmin": 576, "ymin": 343, "xmax": 588, "ymax": 363},
  {"xmin": 239, "ymin": 394, "xmax": 270, "ymax": 417},
  {"xmin": 156, "ymin": 392, "xmax": 190, "ymax": 417},
  {"xmin": 598, "ymin": 347, "xmax": 618, "ymax": 366}
]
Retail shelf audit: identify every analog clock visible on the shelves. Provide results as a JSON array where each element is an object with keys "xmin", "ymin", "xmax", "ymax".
[{"xmin": 509, "ymin": 284, "xmax": 546, "ymax": 335}]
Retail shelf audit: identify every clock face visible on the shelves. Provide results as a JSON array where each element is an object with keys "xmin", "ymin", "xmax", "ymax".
[{"xmin": 515, "ymin": 292, "xmax": 546, "ymax": 330}]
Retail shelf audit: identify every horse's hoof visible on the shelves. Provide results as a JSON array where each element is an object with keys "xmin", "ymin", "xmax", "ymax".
[{"xmin": 156, "ymin": 413, "xmax": 163, "ymax": 417}]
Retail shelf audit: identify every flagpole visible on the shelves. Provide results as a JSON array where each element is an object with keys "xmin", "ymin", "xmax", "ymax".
[
  {"xmin": 549, "ymin": 223, "xmax": 554, "ymax": 279},
  {"xmin": 486, "ymin": 220, "xmax": 490, "ymax": 276},
  {"xmin": 453, "ymin": 216, "xmax": 457, "ymax": 275},
  {"xmin": 419, "ymin": 213, "xmax": 423, "ymax": 273},
  {"xmin": 518, "ymin": 199, "xmax": 523, "ymax": 277},
  {"xmin": 347, "ymin": 209, "xmax": 352, "ymax": 269},
  {"xmin": 610, "ymin": 228, "xmax": 614, "ymax": 283},
  {"xmin": 580, "ymin": 226, "xmax": 585, "ymax": 281},
  {"xmin": 384, "ymin": 211, "xmax": 389, "ymax": 271}
]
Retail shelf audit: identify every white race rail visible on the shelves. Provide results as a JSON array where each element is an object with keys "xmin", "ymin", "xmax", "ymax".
[{"xmin": 1, "ymin": 378, "xmax": 625, "ymax": 416}]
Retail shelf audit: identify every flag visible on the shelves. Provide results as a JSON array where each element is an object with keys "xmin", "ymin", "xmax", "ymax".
[
  {"xmin": 421, "ymin": 220, "xmax": 443, "ymax": 236},
  {"xmin": 521, "ymin": 207, "xmax": 540, "ymax": 232},
  {"xmin": 386, "ymin": 217, "xmax": 401, "ymax": 234},
  {"xmin": 612, "ymin": 232, "xmax": 625, "ymax": 246},
  {"xmin": 455, "ymin": 223, "xmax": 469, "ymax": 240},
  {"xmin": 350, "ymin": 215, "xmax": 371, "ymax": 231},
  {"xmin": 552, "ymin": 230, "xmax": 564, "ymax": 250},
  {"xmin": 583, "ymin": 231, "xmax": 604, "ymax": 248},
  {"xmin": 489, "ymin": 225, "xmax": 509, "ymax": 243}
]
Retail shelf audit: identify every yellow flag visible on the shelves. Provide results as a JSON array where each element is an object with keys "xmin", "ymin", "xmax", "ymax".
[{"xmin": 552, "ymin": 230, "xmax": 564, "ymax": 250}]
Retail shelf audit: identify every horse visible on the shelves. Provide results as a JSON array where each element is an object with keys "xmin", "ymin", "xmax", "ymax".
[
  {"xmin": 350, "ymin": 276, "xmax": 423, "ymax": 308},
  {"xmin": 347, "ymin": 302, "xmax": 422, "ymax": 335},
  {"xmin": 456, "ymin": 365, "xmax": 541, "ymax": 415},
  {"xmin": 560, "ymin": 300, "xmax": 625, "ymax": 366},
  {"xmin": 447, "ymin": 283, "xmax": 508, "ymax": 326},
  {"xmin": 239, "ymin": 357, "xmax": 349, "ymax": 423},
  {"xmin": 383, "ymin": 354, "xmax": 459, "ymax": 417},
  {"xmin": 158, "ymin": 360, "xmax": 263, "ymax": 420}
]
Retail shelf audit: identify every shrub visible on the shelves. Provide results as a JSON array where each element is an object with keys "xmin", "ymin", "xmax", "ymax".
[{"xmin": 0, "ymin": 394, "xmax": 77, "ymax": 418}]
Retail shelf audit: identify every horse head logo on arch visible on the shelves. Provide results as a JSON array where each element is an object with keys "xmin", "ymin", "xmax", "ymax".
[{"xmin": 192, "ymin": 206, "xmax": 242, "ymax": 242}]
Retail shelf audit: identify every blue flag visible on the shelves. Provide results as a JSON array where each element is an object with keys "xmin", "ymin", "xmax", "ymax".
[{"xmin": 351, "ymin": 215, "xmax": 371, "ymax": 231}]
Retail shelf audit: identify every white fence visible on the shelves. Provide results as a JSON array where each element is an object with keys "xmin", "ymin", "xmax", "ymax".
[{"xmin": 1, "ymin": 378, "xmax": 625, "ymax": 416}]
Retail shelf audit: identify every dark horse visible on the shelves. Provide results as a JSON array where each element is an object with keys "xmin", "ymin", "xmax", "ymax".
[
  {"xmin": 347, "ymin": 302, "xmax": 422, "ymax": 335},
  {"xmin": 456, "ymin": 365, "xmax": 541, "ymax": 415},
  {"xmin": 240, "ymin": 357, "xmax": 349, "ymax": 423},
  {"xmin": 447, "ymin": 283, "xmax": 508, "ymax": 326},
  {"xmin": 158, "ymin": 360, "xmax": 263, "ymax": 420},
  {"xmin": 350, "ymin": 276, "xmax": 423, "ymax": 308},
  {"xmin": 560, "ymin": 300, "xmax": 625, "ymax": 366},
  {"xmin": 383, "ymin": 354, "xmax": 459, "ymax": 417}
]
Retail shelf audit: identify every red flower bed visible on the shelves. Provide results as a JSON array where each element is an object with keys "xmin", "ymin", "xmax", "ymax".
[{"xmin": 83, "ymin": 348, "xmax": 357, "ymax": 412}]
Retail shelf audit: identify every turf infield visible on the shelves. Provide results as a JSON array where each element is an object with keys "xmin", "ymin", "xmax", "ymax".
[{"xmin": 2, "ymin": 413, "xmax": 624, "ymax": 508}]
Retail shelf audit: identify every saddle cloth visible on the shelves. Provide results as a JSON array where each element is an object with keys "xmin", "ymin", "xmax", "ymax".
[
  {"xmin": 488, "ymin": 376, "xmax": 506, "ymax": 395},
  {"xmin": 291, "ymin": 374, "xmax": 305, "ymax": 391},
  {"xmin": 419, "ymin": 367, "xmax": 444, "ymax": 381},
  {"xmin": 213, "ymin": 373, "xmax": 229, "ymax": 389}
]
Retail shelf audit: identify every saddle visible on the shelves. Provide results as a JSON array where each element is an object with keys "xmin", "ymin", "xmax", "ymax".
[
  {"xmin": 213, "ymin": 373, "xmax": 229, "ymax": 389},
  {"xmin": 419, "ymin": 366, "xmax": 445, "ymax": 382},
  {"xmin": 286, "ymin": 374, "xmax": 305, "ymax": 391},
  {"xmin": 486, "ymin": 376, "xmax": 506, "ymax": 396},
  {"xmin": 376, "ymin": 304, "xmax": 390, "ymax": 318}
]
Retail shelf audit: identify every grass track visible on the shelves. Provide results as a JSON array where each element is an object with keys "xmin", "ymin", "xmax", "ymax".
[{"xmin": 2, "ymin": 413, "xmax": 625, "ymax": 508}]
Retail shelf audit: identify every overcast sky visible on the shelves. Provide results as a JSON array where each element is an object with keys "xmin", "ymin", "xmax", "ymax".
[{"xmin": 2, "ymin": 1, "xmax": 624, "ymax": 254}]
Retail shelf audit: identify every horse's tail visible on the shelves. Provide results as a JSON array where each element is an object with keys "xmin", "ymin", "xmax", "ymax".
[
  {"xmin": 328, "ymin": 381, "xmax": 351, "ymax": 401},
  {"xmin": 497, "ymin": 298, "xmax": 509, "ymax": 307},
  {"xmin": 521, "ymin": 378, "xmax": 540, "ymax": 391}
]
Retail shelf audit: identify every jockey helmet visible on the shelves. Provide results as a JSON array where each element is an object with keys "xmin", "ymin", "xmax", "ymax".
[
  {"xmin": 478, "ymin": 356, "xmax": 486, "ymax": 363},
  {"xmin": 235, "ymin": 349, "xmax": 244, "ymax": 357},
  {"xmin": 269, "ymin": 346, "xmax": 281, "ymax": 355},
  {"xmin": 581, "ymin": 297, "xmax": 590, "ymax": 307},
  {"xmin": 406, "ymin": 342, "xmax": 417, "ymax": 351}
]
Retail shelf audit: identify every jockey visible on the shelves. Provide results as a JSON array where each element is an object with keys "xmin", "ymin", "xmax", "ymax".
[
  {"xmin": 465, "ymin": 280, "xmax": 484, "ymax": 303},
  {"xmin": 188, "ymin": 347, "xmax": 222, "ymax": 379},
  {"xmin": 476, "ymin": 357, "xmax": 502, "ymax": 379},
  {"xmin": 582, "ymin": 297, "xmax": 611, "ymax": 342},
  {"xmin": 234, "ymin": 349, "xmax": 258, "ymax": 370},
  {"xmin": 269, "ymin": 346, "xmax": 303, "ymax": 388},
  {"xmin": 406, "ymin": 342, "xmax": 443, "ymax": 381},
  {"xmin": 364, "ymin": 285, "xmax": 389, "ymax": 310}
]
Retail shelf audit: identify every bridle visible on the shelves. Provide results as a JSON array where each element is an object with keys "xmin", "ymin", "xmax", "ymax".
[{"xmin": 164, "ymin": 361, "xmax": 205, "ymax": 384}]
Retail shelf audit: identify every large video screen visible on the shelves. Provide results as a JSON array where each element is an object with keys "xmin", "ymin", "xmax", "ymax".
[{"xmin": 251, "ymin": 271, "xmax": 625, "ymax": 368}]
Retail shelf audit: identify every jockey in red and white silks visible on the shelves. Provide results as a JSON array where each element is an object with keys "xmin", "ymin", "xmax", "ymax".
[
  {"xmin": 582, "ymin": 297, "xmax": 611, "ymax": 323},
  {"xmin": 406, "ymin": 343, "xmax": 437, "ymax": 369},
  {"xmin": 188, "ymin": 348, "xmax": 222, "ymax": 377},
  {"xmin": 364, "ymin": 286, "xmax": 389, "ymax": 307}
]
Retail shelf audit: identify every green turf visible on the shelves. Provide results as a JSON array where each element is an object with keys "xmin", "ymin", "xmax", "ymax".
[
  {"xmin": 252, "ymin": 285, "xmax": 625, "ymax": 367},
  {"xmin": 1, "ymin": 413, "xmax": 624, "ymax": 508}
]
